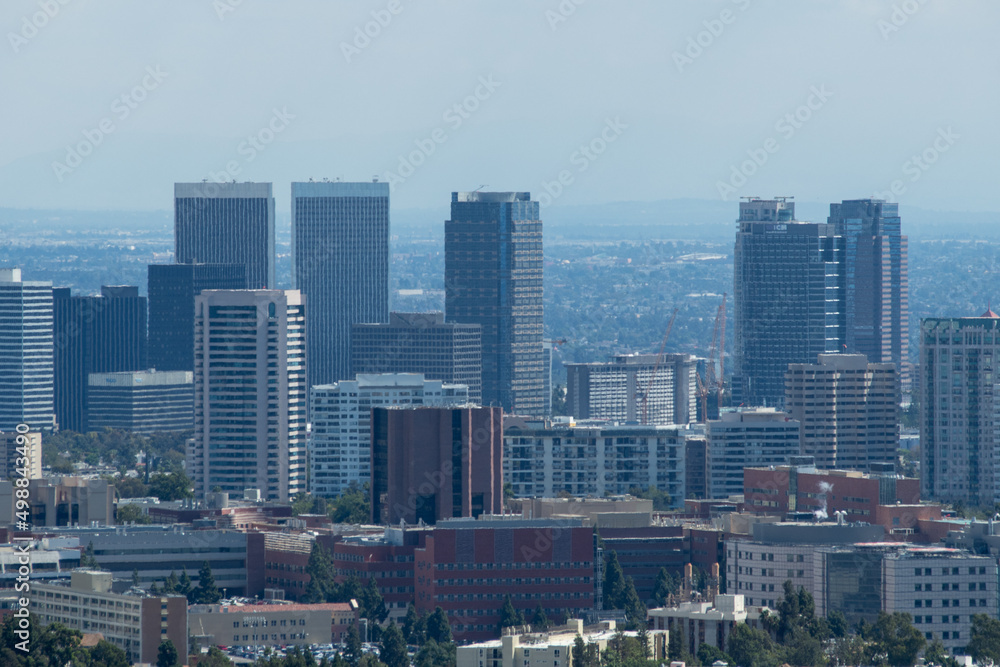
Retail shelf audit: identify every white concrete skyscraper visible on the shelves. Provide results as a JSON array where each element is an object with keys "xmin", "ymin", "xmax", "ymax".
[
  {"xmin": 188, "ymin": 289, "xmax": 307, "ymax": 501},
  {"xmin": 292, "ymin": 181, "xmax": 389, "ymax": 387},
  {"xmin": 0, "ymin": 268, "xmax": 54, "ymax": 431}
]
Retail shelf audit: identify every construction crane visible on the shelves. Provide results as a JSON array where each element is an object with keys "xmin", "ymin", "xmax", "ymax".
[
  {"xmin": 641, "ymin": 308, "xmax": 679, "ymax": 425},
  {"xmin": 697, "ymin": 294, "xmax": 727, "ymax": 421}
]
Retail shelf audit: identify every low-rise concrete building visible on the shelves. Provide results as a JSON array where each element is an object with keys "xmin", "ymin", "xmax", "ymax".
[
  {"xmin": 30, "ymin": 570, "xmax": 187, "ymax": 665},
  {"xmin": 457, "ymin": 620, "xmax": 666, "ymax": 667},
  {"xmin": 190, "ymin": 600, "xmax": 359, "ymax": 648},
  {"xmin": 648, "ymin": 594, "xmax": 767, "ymax": 650},
  {"xmin": 0, "ymin": 476, "xmax": 114, "ymax": 527}
]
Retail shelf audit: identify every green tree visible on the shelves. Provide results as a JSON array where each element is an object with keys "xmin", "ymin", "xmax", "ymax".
[
  {"xmin": 178, "ymin": 570, "xmax": 193, "ymax": 600},
  {"xmin": 603, "ymin": 550, "xmax": 627, "ymax": 610},
  {"xmin": 968, "ymin": 614, "xmax": 1000, "ymax": 666},
  {"xmin": 156, "ymin": 639, "xmax": 180, "ymax": 667},
  {"xmin": 668, "ymin": 622, "xmax": 686, "ymax": 661},
  {"xmin": 303, "ymin": 542, "xmax": 338, "ymax": 603},
  {"xmin": 343, "ymin": 624, "xmax": 364, "ymax": 667},
  {"xmin": 698, "ymin": 642, "xmax": 732, "ymax": 667},
  {"xmin": 88, "ymin": 639, "xmax": 130, "ymax": 667},
  {"xmin": 626, "ymin": 486, "xmax": 672, "ymax": 511},
  {"xmin": 361, "ymin": 576, "xmax": 389, "ymax": 629},
  {"xmin": 148, "ymin": 471, "xmax": 193, "ymax": 501},
  {"xmin": 132, "ymin": 568, "xmax": 141, "ymax": 587},
  {"xmin": 415, "ymin": 638, "xmax": 456, "ymax": 667},
  {"xmin": 924, "ymin": 637, "xmax": 960, "ymax": 667},
  {"xmin": 831, "ymin": 635, "xmax": 867, "ymax": 667},
  {"xmin": 827, "ymin": 609, "xmax": 849, "ymax": 639},
  {"xmin": 651, "ymin": 568, "xmax": 676, "ymax": 607},
  {"xmin": 531, "ymin": 604, "xmax": 550, "ymax": 631},
  {"xmin": 330, "ymin": 483, "xmax": 371, "ymax": 524},
  {"xmin": 869, "ymin": 612, "xmax": 925, "ymax": 667},
  {"xmin": 499, "ymin": 595, "xmax": 522, "ymax": 631},
  {"xmin": 402, "ymin": 604, "xmax": 424, "ymax": 645},
  {"xmin": 81, "ymin": 541, "xmax": 100, "ymax": 569},
  {"xmin": 163, "ymin": 570, "xmax": 179, "ymax": 594},
  {"xmin": 115, "ymin": 476, "xmax": 150, "ymax": 498},
  {"xmin": 727, "ymin": 623, "xmax": 780, "ymax": 667},
  {"xmin": 427, "ymin": 607, "xmax": 452, "ymax": 644},
  {"xmin": 199, "ymin": 646, "xmax": 235, "ymax": 667},
  {"xmin": 195, "ymin": 560, "xmax": 222, "ymax": 603},
  {"xmin": 552, "ymin": 384, "xmax": 567, "ymax": 416},
  {"xmin": 380, "ymin": 623, "xmax": 409, "ymax": 667},
  {"xmin": 621, "ymin": 577, "xmax": 647, "ymax": 630}
]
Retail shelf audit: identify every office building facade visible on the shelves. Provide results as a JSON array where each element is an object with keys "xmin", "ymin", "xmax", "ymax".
[
  {"xmin": 53, "ymin": 285, "xmax": 147, "ymax": 432},
  {"xmin": 174, "ymin": 181, "xmax": 275, "ymax": 289},
  {"xmin": 733, "ymin": 198, "xmax": 844, "ymax": 407},
  {"xmin": 445, "ymin": 192, "xmax": 545, "ymax": 415},
  {"xmin": 351, "ymin": 312, "xmax": 482, "ymax": 404},
  {"xmin": 828, "ymin": 199, "xmax": 908, "ymax": 372},
  {"xmin": 371, "ymin": 405, "xmax": 502, "ymax": 525},
  {"xmin": 565, "ymin": 353, "xmax": 698, "ymax": 425},
  {"xmin": 309, "ymin": 373, "xmax": 470, "ymax": 497},
  {"xmin": 707, "ymin": 409, "xmax": 801, "ymax": 499},
  {"xmin": 188, "ymin": 290, "xmax": 307, "ymax": 501},
  {"xmin": 88, "ymin": 370, "xmax": 194, "ymax": 434},
  {"xmin": 0, "ymin": 268, "xmax": 54, "ymax": 431},
  {"xmin": 920, "ymin": 313, "xmax": 1000, "ymax": 507},
  {"xmin": 785, "ymin": 354, "xmax": 898, "ymax": 470},
  {"xmin": 292, "ymin": 181, "xmax": 390, "ymax": 387},
  {"xmin": 503, "ymin": 421, "xmax": 686, "ymax": 504},
  {"xmin": 147, "ymin": 263, "xmax": 247, "ymax": 371},
  {"xmin": 0, "ymin": 430, "xmax": 42, "ymax": 480}
]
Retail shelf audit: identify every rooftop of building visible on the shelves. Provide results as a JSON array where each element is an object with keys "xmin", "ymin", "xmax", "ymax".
[
  {"xmin": 88, "ymin": 369, "xmax": 193, "ymax": 387},
  {"xmin": 453, "ymin": 191, "xmax": 530, "ymax": 203},
  {"xmin": 191, "ymin": 601, "xmax": 356, "ymax": 614},
  {"xmin": 311, "ymin": 373, "xmax": 468, "ymax": 391}
]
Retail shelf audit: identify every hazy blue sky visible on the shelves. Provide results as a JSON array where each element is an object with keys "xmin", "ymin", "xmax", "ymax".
[{"xmin": 2, "ymin": 0, "xmax": 996, "ymax": 215}]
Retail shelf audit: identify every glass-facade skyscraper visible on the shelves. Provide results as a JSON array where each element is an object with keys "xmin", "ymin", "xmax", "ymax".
[
  {"xmin": 733, "ymin": 198, "xmax": 845, "ymax": 407},
  {"xmin": 445, "ymin": 192, "xmax": 545, "ymax": 415},
  {"xmin": 0, "ymin": 268, "xmax": 54, "ymax": 431},
  {"xmin": 827, "ymin": 198, "xmax": 908, "ymax": 373},
  {"xmin": 174, "ymin": 182, "xmax": 276, "ymax": 289},
  {"xmin": 292, "ymin": 181, "xmax": 390, "ymax": 387}
]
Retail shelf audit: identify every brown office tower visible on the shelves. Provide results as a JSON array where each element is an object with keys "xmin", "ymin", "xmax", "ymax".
[{"xmin": 371, "ymin": 406, "xmax": 502, "ymax": 525}]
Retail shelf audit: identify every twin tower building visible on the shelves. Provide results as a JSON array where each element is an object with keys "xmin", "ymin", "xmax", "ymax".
[{"xmin": 167, "ymin": 182, "xmax": 545, "ymax": 501}]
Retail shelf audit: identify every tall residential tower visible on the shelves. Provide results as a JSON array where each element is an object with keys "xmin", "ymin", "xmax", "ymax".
[
  {"xmin": 445, "ymin": 192, "xmax": 544, "ymax": 415},
  {"xmin": 0, "ymin": 269, "xmax": 54, "ymax": 431},
  {"xmin": 292, "ymin": 181, "xmax": 390, "ymax": 387}
]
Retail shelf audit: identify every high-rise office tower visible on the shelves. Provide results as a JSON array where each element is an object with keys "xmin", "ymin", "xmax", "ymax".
[
  {"xmin": 88, "ymin": 370, "xmax": 194, "ymax": 434},
  {"xmin": 174, "ymin": 182, "xmax": 276, "ymax": 289},
  {"xmin": 187, "ymin": 290, "xmax": 307, "ymax": 502},
  {"xmin": 0, "ymin": 269, "xmax": 54, "ymax": 431},
  {"xmin": 828, "ymin": 199, "xmax": 908, "ymax": 372},
  {"xmin": 733, "ymin": 198, "xmax": 844, "ymax": 407},
  {"xmin": 445, "ymin": 192, "xmax": 544, "ymax": 415},
  {"xmin": 53, "ymin": 286, "xmax": 147, "ymax": 432},
  {"xmin": 351, "ymin": 312, "xmax": 482, "ymax": 404},
  {"xmin": 309, "ymin": 373, "xmax": 469, "ymax": 497},
  {"xmin": 785, "ymin": 354, "xmax": 897, "ymax": 471},
  {"xmin": 371, "ymin": 405, "xmax": 502, "ymax": 525},
  {"xmin": 920, "ymin": 312, "xmax": 1000, "ymax": 507},
  {"xmin": 292, "ymin": 181, "xmax": 390, "ymax": 387},
  {"xmin": 147, "ymin": 263, "xmax": 247, "ymax": 371}
]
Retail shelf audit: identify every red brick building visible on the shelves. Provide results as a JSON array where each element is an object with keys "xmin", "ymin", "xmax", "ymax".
[{"xmin": 371, "ymin": 406, "xmax": 503, "ymax": 525}]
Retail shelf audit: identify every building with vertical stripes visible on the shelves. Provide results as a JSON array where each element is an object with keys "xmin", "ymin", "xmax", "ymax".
[
  {"xmin": 53, "ymin": 285, "xmax": 147, "ymax": 432},
  {"xmin": 147, "ymin": 263, "xmax": 247, "ymax": 371},
  {"xmin": 445, "ymin": 192, "xmax": 545, "ymax": 415},
  {"xmin": 174, "ymin": 182, "xmax": 276, "ymax": 289},
  {"xmin": 88, "ymin": 370, "xmax": 194, "ymax": 434},
  {"xmin": 0, "ymin": 268, "xmax": 54, "ymax": 431},
  {"xmin": 188, "ymin": 290, "xmax": 307, "ymax": 502},
  {"xmin": 292, "ymin": 180, "xmax": 390, "ymax": 387},
  {"xmin": 733, "ymin": 199, "xmax": 845, "ymax": 408}
]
